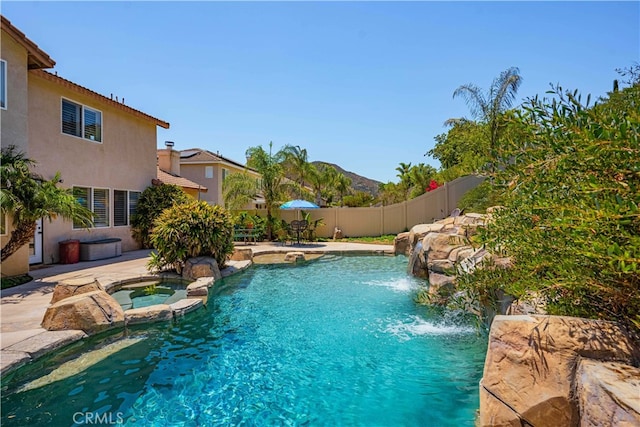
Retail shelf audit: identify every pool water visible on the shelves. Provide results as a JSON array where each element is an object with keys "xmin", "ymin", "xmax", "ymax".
[
  {"xmin": 1, "ymin": 255, "xmax": 487, "ymax": 426},
  {"xmin": 111, "ymin": 282, "xmax": 188, "ymax": 310}
]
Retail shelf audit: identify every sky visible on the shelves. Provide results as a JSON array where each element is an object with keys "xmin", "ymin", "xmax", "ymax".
[{"xmin": 3, "ymin": 1, "xmax": 639, "ymax": 183}]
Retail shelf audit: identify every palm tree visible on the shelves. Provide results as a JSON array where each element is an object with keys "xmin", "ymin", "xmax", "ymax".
[
  {"xmin": 282, "ymin": 145, "xmax": 310, "ymax": 198},
  {"xmin": 1, "ymin": 146, "xmax": 93, "ymax": 262},
  {"xmin": 409, "ymin": 163, "xmax": 437, "ymax": 198},
  {"xmin": 335, "ymin": 173, "xmax": 352, "ymax": 206},
  {"xmin": 223, "ymin": 142, "xmax": 295, "ymax": 240},
  {"xmin": 395, "ymin": 162, "xmax": 413, "ymax": 201},
  {"xmin": 450, "ymin": 67, "xmax": 522, "ymax": 172}
]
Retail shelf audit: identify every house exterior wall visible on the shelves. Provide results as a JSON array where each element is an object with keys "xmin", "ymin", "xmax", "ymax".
[
  {"xmin": 180, "ymin": 163, "xmax": 219, "ymax": 205},
  {"xmin": 180, "ymin": 162, "xmax": 257, "ymax": 208},
  {"xmin": 27, "ymin": 73, "xmax": 159, "ymax": 263},
  {"xmin": 1, "ymin": 29, "xmax": 31, "ymax": 275},
  {"xmin": 1, "ymin": 33, "xmax": 29, "ymax": 152}
]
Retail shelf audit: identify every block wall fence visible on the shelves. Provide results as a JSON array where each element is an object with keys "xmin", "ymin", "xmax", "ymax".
[{"xmin": 248, "ymin": 175, "xmax": 485, "ymax": 238}]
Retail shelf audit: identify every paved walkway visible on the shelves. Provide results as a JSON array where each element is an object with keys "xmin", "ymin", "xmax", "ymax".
[{"xmin": 1, "ymin": 242, "xmax": 393, "ymax": 375}]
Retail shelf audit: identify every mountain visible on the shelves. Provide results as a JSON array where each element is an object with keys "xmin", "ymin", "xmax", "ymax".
[{"xmin": 312, "ymin": 161, "xmax": 381, "ymax": 196}]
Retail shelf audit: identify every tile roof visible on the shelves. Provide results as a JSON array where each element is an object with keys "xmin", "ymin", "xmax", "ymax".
[
  {"xmin": 1, "ymin": 15, "xmax": 55, "ymax": 69},
  {"xmin": 32, "ymin": 70, "xmax": 170, "ymax": 129},
  {"xmin": 179, "ymin": 148, "xmax": 258, "ymax": 173},
  {"xmin": 157, "ymin": 167, "xmax": 208, "ymax": 192}
]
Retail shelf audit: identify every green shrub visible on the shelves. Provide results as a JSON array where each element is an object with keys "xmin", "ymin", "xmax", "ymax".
[
  {"xmin": 457, "ymin": 180, "xmax": 502, "ymax": 214},
  {"xmin": 131, "ymin": 184, "xmax": 190, "ymax": 248},
  {"xmin": 148, "ymin": 201, "xmax": 234, "ymax": 272},
  {"xmin": 460, "ymin": 83, "xmax": 640, "ymax": 331}
]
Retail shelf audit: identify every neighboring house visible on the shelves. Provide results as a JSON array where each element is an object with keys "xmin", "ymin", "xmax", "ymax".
[
  {"xmin": 156, "ymin": 143, "xmax": 208, "ymax": 199},
  {"xmin": 1, "ymin": 16, "xmax": 169, "ymax": 276},
  {"xmin": 163, "ymin": 146, "xmax": 262, "ymax": 209}
]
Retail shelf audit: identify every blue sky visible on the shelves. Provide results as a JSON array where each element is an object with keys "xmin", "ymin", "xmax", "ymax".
[{"xmin": 3, "ymin": 1, "xmax": 639, "ymax": 183}]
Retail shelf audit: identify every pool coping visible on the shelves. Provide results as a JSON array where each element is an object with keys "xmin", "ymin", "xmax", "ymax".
[{"xmin": 0, "ymin": 243, "xmax": 393, "ymax": 377}]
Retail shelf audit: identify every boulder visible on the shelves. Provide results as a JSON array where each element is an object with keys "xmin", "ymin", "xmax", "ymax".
[
  {"xmin": 42, "ymin": 290, "xmax": 124, "ymax": 335},
  {"xmin": 478, "ymin": 315, "xmax": 640, "ymax": 427},
  {"xmin": 186, "ymin": 278, "xmax": 212, "ymax": 297},
  {"xmin": 393, "ymin": 232, "xmax": 411, "ymax": 256},
  {"xmin": 422, "ymin": 232, "xmax": 468, "ymax": 261},
  {"xmin": 428, "ymin": 272, "xmax": 456, "ymax": 295},
  {"xmin": 409, "ymin": 223, "xmax": 444, "ymax": 248},
  {"xmin": 229, "ymin": 248, "xmax": 253, "ymax": 262},
  {"xmin": 182, "ymin": 257, "xmax": 222, "ymax": 281},
  {"xmin": 284, "ymin": 252, "xmax": 305, "ymax": 263},
  {"xmin": 125, "ymin": 305, "xmax": 173, "ymax": 325},
  {"xmin": 50, "ymin": 277, "xmax": 104, "ymax": 304},
  {"xmin": 576, "ymin": 359, "xmax": 640, "ymax": 426}
]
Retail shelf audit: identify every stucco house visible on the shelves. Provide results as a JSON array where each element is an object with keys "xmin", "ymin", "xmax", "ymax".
[
  {"xmin": 1, "ymin": 15, "xmax": 169, "ymax": 276},
  {"xmin": 158, "ymin": 145, "xmax": 262, "ymax": 209}
]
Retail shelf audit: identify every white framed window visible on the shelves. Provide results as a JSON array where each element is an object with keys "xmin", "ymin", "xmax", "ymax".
[
  {"xmin": 222, "ymin": 168, "xmax": 229, "ymax": 182},
  {"xmin": 73, "ymin": 186, "xmax": 110, "ymax": 228},
  {"xmin": 114, "ymin": 190, "xmax": 141, "ymax": 226},
  {"xmin": 0, "ymin": 60, "xmax": 6, "ymax": 110},
  {"xmin": 205, "ymin": 166, "xmax": 214, "ymax": 179},
  {"xmin": 62, "ymin": 98, "xmax": 102, "ymax": 142}
]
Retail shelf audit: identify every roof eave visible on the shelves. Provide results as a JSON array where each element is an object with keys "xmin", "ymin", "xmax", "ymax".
[{"xmin": 1, "ymin": 15, "xmax": 55, "ymax": 69}]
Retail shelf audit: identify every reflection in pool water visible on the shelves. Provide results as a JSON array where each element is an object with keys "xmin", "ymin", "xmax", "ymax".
[{"xmin": 1, "ymin": 255, "xmax": 487, "ymax": 426}]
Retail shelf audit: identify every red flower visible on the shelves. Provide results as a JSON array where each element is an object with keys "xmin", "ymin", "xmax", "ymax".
[{"xmin": 425, "ymin": 180, "xmax": 440, "ymax": 192}]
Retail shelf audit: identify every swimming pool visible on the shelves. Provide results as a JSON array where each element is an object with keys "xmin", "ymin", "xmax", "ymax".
[{"xmin": 1, "ymin": 255, "xmax": 487, "ymax": 426}]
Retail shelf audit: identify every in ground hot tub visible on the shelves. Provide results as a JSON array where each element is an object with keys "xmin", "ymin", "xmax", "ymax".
[{"xmin": 79, "ymin": 238, "xmax": 122, "ymax": 261}]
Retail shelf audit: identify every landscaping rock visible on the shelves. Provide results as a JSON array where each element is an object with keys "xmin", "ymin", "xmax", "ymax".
[
  {"xmin": 186, "ymin": 277, "xmax": 212, "ymax": 297},
  {"xmin": 393, "ymin": 232, "xmax": 410, "ymax": 256},
  {"xmin": 125, "ymin": 304, "xmax": 173, "ymax": 325},
  {"xmin": 182, "ymin": 257, "xmax": 222, "ymax": 280},
  {"xmin": 428, "ymin": 272, "xmax": 456, "ymax": 295},
  {"xmin": 230, "ymin": 248, "xmax": 253, "ymax": 261},
  {"xmin": 50, "ymin": 277, "xmax": 104, "ymax": 304},
  {"xmin": 170, "ymin": 299, "xmax": 203, "ymax": 317},
  {"xmin": 478, "ymin": 315, "xmax": 640, "ymax": 427},
  {"xmin": 284, "ymin": 252, "xmax": 305, "ymax": 263},
  {"xmin": 41, "ymin": 291, "xmax": 124, "ymax": 335},
  {"xmin": 4, "ymin": 330, "xmax": 87, "ymax": 361},
  {"xmin": 576, "ymin": 359, "xmax": 640, "ymax": 426}
]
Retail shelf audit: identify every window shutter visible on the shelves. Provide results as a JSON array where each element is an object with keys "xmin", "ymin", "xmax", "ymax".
[
  {"xmin": 129, "ymin": 191, "xmax": 140, "ymax": 221},
  {"xmin": 84, "ymin": 107, "xmax": 102, "ymax": 142},
  {"xmin": 114, "ymin": 190, "xmax": 127, "ymax": 226},
  {"xmin": 93, "ymin": 189, "xmax": 109, "ymax": 227},
  {"xmin": 62, "ymin": 100, "xmax": 81, "ymax": 137}
]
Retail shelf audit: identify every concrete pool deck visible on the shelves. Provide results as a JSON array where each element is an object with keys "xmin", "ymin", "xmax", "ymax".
[{"xmin": 1, "ymin": 242, "xmax": 394, "ymax": 376}]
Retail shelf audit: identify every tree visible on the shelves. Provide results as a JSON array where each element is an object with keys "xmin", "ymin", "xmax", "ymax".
[
  {"xmin": 1, "ymin": 146, "xmax": 93, "ymax": 262},
  {"xmin": 408, "ymin": 163, "xmax": 438, "ymax": 198},
  {"xmin": 148, "ymin": 200, "xmax": 234, "ymax": 272},
  {"xmin": 450, "ymin": 67, "xmax": 522, "ymax": 172},
  {"xmin": 282, "ymin": 145, "xmax": 311, "ymax": 198},
  {"xmin": 131, "ymin": 184, "xmax": 190, "ymax": 248},
  {"xmin": 461, "ymin": 82, "xmax": 640, "ymax": 330},
  {"xmin": 395, "ymin": 162, "xmax": 413, "ymax": 201},
  {"xmin": 235, "ymin": 142, "xmax": 299, "ymax": 240},
  {"xmin": 222, "ymin": 172, "xmax": 259, "ymax": 211},
  {"xmin": 335, "ymin": 173, "xmax": 352, "ymax": 206}
]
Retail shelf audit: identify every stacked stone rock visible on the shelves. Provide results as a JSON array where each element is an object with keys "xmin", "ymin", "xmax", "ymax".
[
  {"xmin": 394, "ymin": 213, "xmax": 493, "ymax": 296},
  {"xmin": 395, "ymin": 211, "xmax": 640, "ymax": 426},
  {"xmin": 480, "ymin": 315, "xmax": 640, "ymax": 426},
  {"xmin": 40, "ymin": 256, "xmax": 225, "ymax": 334}
]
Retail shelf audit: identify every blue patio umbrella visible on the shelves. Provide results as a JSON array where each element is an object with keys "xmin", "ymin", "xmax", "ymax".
[{"xmin": 280, "ymin": 199, "xmax": 320, "ymax": 209}]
